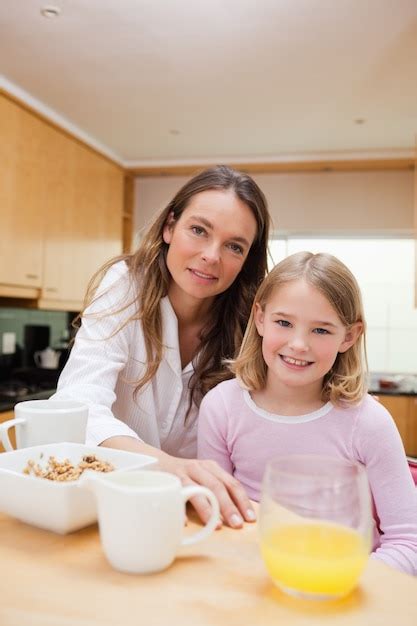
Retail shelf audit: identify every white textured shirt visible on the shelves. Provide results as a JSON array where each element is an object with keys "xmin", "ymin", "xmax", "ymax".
[{"xmin": 53, "ymin": 262, "xmax": 198, "ymax": 457}]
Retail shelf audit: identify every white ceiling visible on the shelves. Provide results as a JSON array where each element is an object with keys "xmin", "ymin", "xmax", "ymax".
[{"xmin": 1, "ymin": 0, "xmax": 417, "ymax": 167}]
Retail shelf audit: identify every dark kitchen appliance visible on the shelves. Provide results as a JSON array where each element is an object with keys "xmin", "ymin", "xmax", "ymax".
[
  {"xmin": 0, "ymin": 368, "xmax": 59, "ymax": 411},
  {"xmin": 23, "ymin": 324, "xmax": 50, "ymax": 368}
]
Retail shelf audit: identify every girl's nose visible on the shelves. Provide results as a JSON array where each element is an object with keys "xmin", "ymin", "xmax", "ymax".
[{"xmin": 288, "ymin": 333, "xmax": 309, "ymax": 352}]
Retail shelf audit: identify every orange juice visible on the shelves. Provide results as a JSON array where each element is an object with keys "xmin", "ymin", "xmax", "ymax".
[{"xmin": 260, "ymin": 522, "xmax": 368, "ymax": 598}]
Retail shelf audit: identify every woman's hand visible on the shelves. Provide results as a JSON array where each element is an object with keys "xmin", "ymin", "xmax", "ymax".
[
  {"xmin": 160, "ymin": 455, "xmax": 256, "ymax": 528},
  {"xmin": 100, "ymin": 436, "xmax": 256, "ymax": 528}
]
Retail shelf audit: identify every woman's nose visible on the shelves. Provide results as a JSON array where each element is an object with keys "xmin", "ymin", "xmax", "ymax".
[{"xmin": 201, "ymin": 243, "xmax": 221, "ymax": 263}]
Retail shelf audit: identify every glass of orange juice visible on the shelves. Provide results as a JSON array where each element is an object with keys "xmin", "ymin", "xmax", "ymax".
[{"xmin": 259, "ymin": 455, "xmax": 372, "ymax": 600}]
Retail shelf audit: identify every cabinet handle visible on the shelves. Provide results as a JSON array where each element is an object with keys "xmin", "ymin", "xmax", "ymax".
[
  {"xmin": 45, "ymin": 287, "xmax": 58, "ymax": 293},
  {"xmin": 25, "ymin": 274, "xmax": 39, "ymax": 280}
]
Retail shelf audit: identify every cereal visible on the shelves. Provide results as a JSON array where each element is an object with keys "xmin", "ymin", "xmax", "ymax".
[{"xmin": 23, "ymin": 454, "xmax": 115, "ymax": 482}]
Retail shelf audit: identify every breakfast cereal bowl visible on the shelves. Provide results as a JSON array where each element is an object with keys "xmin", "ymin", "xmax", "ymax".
[{"xmin": 0, "ymin": 442, "xmax": 157, "ymax": 534}]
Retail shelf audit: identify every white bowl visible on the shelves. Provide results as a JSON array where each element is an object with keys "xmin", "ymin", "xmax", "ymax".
[{"xmin": 0, "ymin": 442, "xmax": 157, "ymax": 534}]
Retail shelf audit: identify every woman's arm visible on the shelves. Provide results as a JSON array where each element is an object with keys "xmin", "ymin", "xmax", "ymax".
[
  {"xmin": 52, "ymin": 262, "xmax": 141, "ymax": 445},
  {"xmin": 101, "ymin": 435, "xmax": 256, "ymax": 528},
  {"xmin": 55, "ymin": 263, "xmax": 255, "ymax": 528}
]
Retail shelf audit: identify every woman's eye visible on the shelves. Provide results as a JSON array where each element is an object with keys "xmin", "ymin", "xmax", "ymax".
[
  {"xmin": 276, "ymin": 320, "xmax": 291, "ymax": 327},
  {"xmin": 313, "ymin": 327, "xmax": 329, "ymax": 335},
  {"xmin": 228, "ymin": 243, "xmax": 244, "ymax": 255},
  {"xmin": 191, "ymin": 225, "xmax": 206, "ymax": 236}
]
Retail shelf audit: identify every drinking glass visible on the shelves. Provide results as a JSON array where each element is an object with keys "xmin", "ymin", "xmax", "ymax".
[{"xmin": 259, "ymin": 455, "xmax": 372, "ymax": 600}]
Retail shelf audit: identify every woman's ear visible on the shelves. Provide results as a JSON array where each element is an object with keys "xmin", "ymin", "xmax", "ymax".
[
  {"xmin": 254, "ymin": 303, "xmax": 265, "ymax": 337},
  {"xmin": 338, "ymin": 321, "xmax": 363, "ymax": 353},
  {"xmin": 162, "ymin": 212, "xmax": 175, "ymax": 244}
]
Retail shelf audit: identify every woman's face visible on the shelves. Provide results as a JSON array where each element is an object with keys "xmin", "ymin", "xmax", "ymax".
[{"xmin": 163, "ymin": 189, "xmax": 257, "ymax": 308}]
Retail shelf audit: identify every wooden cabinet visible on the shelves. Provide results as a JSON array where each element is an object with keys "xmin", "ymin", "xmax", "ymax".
[
  {"xmin": 0, "ymin": 96, "xmax": 46, "ymax": 296},
  {"xmin": 0, "ymin": 410, "xmax": 16, "ymax": 453},
  {"xmin": 38, "ymin": 127, "xmax": 124, "ymax": 310},
  {"xmin": 376, "ymin": 395, "xmax": 417, "ymax": 456},
  {"xmin": 0, "ymin": 93, "xmax": 124, "ymax": 310}
]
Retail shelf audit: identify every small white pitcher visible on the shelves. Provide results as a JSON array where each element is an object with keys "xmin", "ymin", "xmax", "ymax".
[
  {"xmin": 82, "ymin": 469, "xmax": 220, "ymax": 574},
  {"xmin": 34, "ymin": 347, "xmax": 60, "ymax": 369}
]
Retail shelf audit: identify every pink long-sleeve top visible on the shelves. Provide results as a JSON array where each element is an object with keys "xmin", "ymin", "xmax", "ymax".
[{"xmin": 197, "ymin": 378, "xmax": 417, "ymax": 576}]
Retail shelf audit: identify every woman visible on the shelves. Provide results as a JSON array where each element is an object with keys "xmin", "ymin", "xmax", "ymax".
[{"xmin": 53, "ymin": 165, "xmax": 270, "ymax": 527}]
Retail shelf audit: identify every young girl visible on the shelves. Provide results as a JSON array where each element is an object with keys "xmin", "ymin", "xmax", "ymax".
[
  {"xmin": 53, "ymin": 165, "xmax": 270, "ymax": 528},
  {"xmin": 197, "ymin": 251, "xmax": 417, "ymax": 574}
]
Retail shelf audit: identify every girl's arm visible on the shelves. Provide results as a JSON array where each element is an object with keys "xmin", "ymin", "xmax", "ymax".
[
  {"xmin": 197, "ymin": 386, "xmax": 234, "ymax": 474},
  {"xmin": 355, "ymin": 397, "xmax": 417, "ymax": 576},
  {"xmin": 197, "ymin": 388, "xmax": 257, "ymax": 524}
]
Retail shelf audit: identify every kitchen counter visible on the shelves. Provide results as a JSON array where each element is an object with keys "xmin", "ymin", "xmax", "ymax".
[
  {"xmin": 0, "ymin": 388, "xmax": 56, "ymax": 413},
  {"xmin": 0, "ymin": 509, "xmax": 416, "ymax": 626},
  {"xmin": 368, "ymin": 373, "xmax": 417, "ymax": 397},
  {"xmin": 368, "ymin": 386, "xmax": 417, "ymax": 397}
]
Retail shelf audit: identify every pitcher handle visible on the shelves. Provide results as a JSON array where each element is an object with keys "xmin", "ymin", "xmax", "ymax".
[
  {"xmin": 0, "ymin": 418, "xmax": 26, "ymax": 451},
  {"xmin": 180, "ymin": 485, "xmax": 220, "ymax": 546}
]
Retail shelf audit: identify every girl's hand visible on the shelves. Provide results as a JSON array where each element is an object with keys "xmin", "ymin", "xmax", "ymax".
[{"xmin": 158, "ymin": 455, "xmax": 256, "ymax": 529}]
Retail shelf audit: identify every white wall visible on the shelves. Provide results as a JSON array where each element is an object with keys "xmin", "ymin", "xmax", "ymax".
[{"xmin": 133, "ymin": 169, "xmax": 414, "ymax": 239}]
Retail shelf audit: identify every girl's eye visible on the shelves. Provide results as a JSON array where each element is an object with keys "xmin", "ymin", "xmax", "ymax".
[
  {"xmin": 313, "ymin": 327, "xmax": 330, "ymax": 335},
  {"xmin": 276, "ymin": 319, "xmax": 291, "ymax": 327},
  {"xmin": 191, "ymin": 225, "xmax": 206, "ymax": 236},
  {"xmin": 228, "ymin": 242, "xmax": 244, "ymax": 255}
]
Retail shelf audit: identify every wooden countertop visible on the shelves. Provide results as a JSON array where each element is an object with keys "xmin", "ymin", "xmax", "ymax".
[{"xmin": 0, "ymin": 510, "xmax": 417, "ymax": 626}]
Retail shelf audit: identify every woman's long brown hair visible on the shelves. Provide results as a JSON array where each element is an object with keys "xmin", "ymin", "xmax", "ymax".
[{"xmin": 79, "ymin": 165, "xmax": 271, "ymax": 414}]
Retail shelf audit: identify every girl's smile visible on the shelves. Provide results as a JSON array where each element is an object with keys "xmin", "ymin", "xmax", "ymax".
[{"xmin": 279, "ymin": 355, "xmax": 313, "ymax": 368}]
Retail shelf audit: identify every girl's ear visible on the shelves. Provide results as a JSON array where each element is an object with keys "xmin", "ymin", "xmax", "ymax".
[
  {"xmin": 162, "ymin": 212, "xmax": 176, "ymax": 244},
  {"xmin": 254, "ymin": 303, "xmax": 265, "ymax": 337},
  {"xmin": 338, "ymin": 322, "xmax": 363, "ymax": 353}
]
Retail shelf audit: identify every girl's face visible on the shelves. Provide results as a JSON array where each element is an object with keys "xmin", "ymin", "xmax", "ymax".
[
  {"xmin": 254, "ymin": 278, "xmax": 362, "ymax": 396},
  {"xmin": 163, "ymin": 189, "xmax": 257, "ymax": 307}
]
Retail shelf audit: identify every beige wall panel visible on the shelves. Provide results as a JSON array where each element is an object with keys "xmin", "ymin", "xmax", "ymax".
[{"xmin": 133, "ymin": 170, "xmax": 414, "ymax": 239}]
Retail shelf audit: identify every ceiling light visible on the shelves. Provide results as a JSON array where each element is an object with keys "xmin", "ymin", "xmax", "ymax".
[
  {"xmin": 41, "ymin": 6, "xmax": 61, "ymax": 18},
  {"xmin": 354, "ymin": 118, "xmax": 366, "ymax": 125}
]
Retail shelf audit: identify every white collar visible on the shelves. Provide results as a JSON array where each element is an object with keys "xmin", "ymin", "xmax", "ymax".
[{"xmin": 243, "ymin": 389, "xmax": 333, "ymax": 424}]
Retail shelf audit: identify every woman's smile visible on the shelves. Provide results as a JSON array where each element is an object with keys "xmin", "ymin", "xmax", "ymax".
[{"xmin": 188, "ymin": 268, "xmax": 218, "ymax": 283}]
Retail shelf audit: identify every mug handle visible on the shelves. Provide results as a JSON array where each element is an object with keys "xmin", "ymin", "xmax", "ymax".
[
  {"xmin": 180, "ymin": 485, "xmax": 220, "ymax": 546},
  {"xmin": 0, "ymin": 418, "xmax": 26, "ymax": 451}
]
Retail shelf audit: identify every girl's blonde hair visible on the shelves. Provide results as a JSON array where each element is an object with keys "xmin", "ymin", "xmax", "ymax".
[
  {"xmin": 231, "ymin": 251, "xmax": 368, "ymax": 406},
  {"xmin": 77, "ymin": 165, "xmax": 270, "ymax": 411}
]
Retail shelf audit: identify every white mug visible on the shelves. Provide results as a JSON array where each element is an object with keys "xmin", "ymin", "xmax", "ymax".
[
  {"xmin": 0, "ymin": 400, "xmax": 88, "ymax": 451},
  {"xmin": 82, "ymin": 470, "xmax": 220, "ymax": 574}
]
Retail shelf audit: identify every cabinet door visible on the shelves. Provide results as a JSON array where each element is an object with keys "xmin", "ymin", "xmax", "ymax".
[
  {"xmin": 40, "ymin": 135, "xmax": 124, "ymax": 310},
  {"xmin": 407, "ymin": 397, "xmax": 417, "ymax": 457},
  {"xmin": 376, "ymin": 395, "xmax": 416, "ymax": 456},
  {"xmin": 0, "ymin": 96, "xmax": 45, "ymax": 290}
]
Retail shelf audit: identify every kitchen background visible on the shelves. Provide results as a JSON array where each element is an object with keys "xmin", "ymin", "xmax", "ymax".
[{"xmin": 1, "ymin": 1, "xmax": 416, "ymax": 452}]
